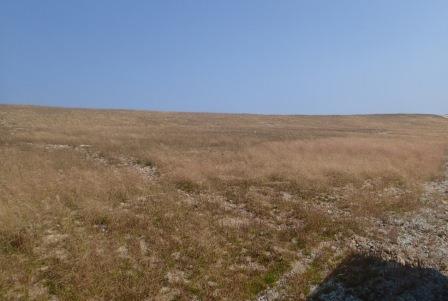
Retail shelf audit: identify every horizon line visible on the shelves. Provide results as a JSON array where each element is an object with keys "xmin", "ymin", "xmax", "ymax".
[{"xmin": 0, "ymin": 102, "xmax": 445, "ymax": 118}]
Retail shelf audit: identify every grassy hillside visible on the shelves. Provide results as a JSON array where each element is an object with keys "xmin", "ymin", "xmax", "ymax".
[{"xmin": 1, "ymin": 105, "xmax": 447, "ymax": 300}]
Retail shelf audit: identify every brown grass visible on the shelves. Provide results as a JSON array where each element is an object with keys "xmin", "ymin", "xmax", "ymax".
[{"xmin": 1, "ymin": 104, "xmax": 448, "ymax": 299}]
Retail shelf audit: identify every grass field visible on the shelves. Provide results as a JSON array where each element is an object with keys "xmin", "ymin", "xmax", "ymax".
[{"xmin": 1, "ymin": 105, "xmax": 448, "ymax": 300}]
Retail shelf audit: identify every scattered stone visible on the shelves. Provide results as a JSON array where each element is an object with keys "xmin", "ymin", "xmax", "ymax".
[
  {"xmin": 116, "ymin": 246, "xmax": 129, "ymax": 259},
  {"xmin": 139, "ymin": 238, "xmax": 149, "ymax": 255},
  {"xmin": 165, "ymin": 270, "xmax": 189, "ymax": 284},
  {"xmin": 153, "ymin": 287, "xmax": 181, "ymax": 301},
  {"xmin": 171, "ymin": 251, "xmax": 181, "ymax": 261},
  {"xmin": 207, "ymin": 281, "xmax": 218, "ymax": 287},
  {"xmin": 42, "ymin": 233, "xmax": 68, "ymax": 245},
  {"xmin": 28, "ymin": 282, "xmax": 48, "ymax": 299},
  {"xmin": 219, "ymin": 217, "xmax": 250, "ymax": 228}
]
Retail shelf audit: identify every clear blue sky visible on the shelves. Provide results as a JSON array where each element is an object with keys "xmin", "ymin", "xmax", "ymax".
[{"xmin": 1, "ymin": 1, "xmax": 447, "ymax": 114}]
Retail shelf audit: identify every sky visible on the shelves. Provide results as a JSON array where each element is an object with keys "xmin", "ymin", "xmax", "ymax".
[{"xmin": 1, "ymin": 1, "xmax": 447, "ymax": 115}]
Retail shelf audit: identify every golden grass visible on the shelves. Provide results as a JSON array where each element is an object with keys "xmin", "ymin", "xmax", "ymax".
[
  {"xmin": 164, "ymin": 137, "xmax": 446, "ymax": 184},
  {"xmin": 1, "ymin": 104, "xmax": 448, "ymax": 299}
]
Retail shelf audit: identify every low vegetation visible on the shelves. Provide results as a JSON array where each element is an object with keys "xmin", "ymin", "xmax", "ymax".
[{"xmin": 1, "ymin": 105, "xmax": 447, "ymax": 300}]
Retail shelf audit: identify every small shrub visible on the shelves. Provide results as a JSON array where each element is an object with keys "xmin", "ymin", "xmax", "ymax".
[
  {"xmin": 135, "ymin": 159, "xmax": 156, "ymax": 168},
  {"xmin": 0, "ymin": 230, "xmax": 30, "ymax": 254},
  {"xmin": 174, "ymin": 178, "xmax": 201, "ymax": 193}
]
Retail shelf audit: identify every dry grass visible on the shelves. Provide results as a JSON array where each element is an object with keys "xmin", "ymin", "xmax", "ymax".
[{"xmin": 1, "ymin": 104, "xmax": 448, "ymax": 300}]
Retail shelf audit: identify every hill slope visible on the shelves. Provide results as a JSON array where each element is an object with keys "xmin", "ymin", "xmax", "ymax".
[{"xmin": 1, "ymin": 105, "xmax": 448, "ymax": 300}]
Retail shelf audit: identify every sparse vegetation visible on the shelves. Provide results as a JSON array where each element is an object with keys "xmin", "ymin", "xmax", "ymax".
[{"xmin": 1, "ymin": 105, "xmax": 447, "ymax": 300}]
